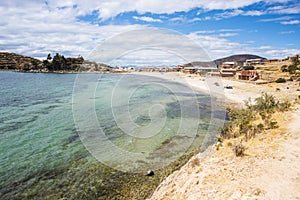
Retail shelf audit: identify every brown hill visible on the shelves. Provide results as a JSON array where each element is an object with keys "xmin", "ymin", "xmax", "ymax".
[
  {"xmin": 0, "ymin": 52, "xmax": 42, "ymax": 70},
  {"xmin": 214, "ymin": 54, "xmax": 266, "ymax": 67},
  {"xmin": 182, "ymin": 54, "xmax": 266, "ymax": 68}
]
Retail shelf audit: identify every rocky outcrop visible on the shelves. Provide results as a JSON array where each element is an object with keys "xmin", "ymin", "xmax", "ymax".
[
  {"xmin": 79, "ymin": 61, "xmax": 113, "ymax": 73},
  {"xmin": 0, "ymin": 52, "xmax": 43, "ymax": 70},
  {"xmin": 0, "ymin": 52, "xmax": 112, "ymax": 73}
]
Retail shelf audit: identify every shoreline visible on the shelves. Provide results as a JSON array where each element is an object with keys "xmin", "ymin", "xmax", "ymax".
[
  {"xmin": 136, "ymin": 72, "xmax": 300, "ymax": 199},
  {"xmin": 132, "ymin": 71, "xmax": 300, "ymax": 105}
]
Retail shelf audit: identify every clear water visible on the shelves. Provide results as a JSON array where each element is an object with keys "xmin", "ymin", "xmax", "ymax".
[{"xmin": 0, "ymin": 71, "xmax": 225, "ymax": 198}]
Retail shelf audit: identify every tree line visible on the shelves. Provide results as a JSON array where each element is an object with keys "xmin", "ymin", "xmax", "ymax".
[{"xmin": 42, "ymin": 53, "xmax": 84, "ymax": 71}]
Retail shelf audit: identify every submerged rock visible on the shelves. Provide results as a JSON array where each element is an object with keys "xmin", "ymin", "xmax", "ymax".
[{"xmin": 145, "ymin": 170, "xmax": 154, "ymax": 176}]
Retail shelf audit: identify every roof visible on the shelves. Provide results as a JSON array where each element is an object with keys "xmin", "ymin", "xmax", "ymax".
[
  {"xmin": 245, "ymin": 58, "xmax": 264, "ymax": 62},
  {"xmin": 198, "ymin": 67, "xmax": 219, "ymax": 70},
  {"xmin": 221, "ymin": 72, "xmax": 235, "ymax": 75},
  {"xmin": 222, "ymin": 62, "xmax": 235, "ymax": 65},
  {"xmin": 221, "ymin": 68, "xmax": 237, "ymax": 72},
  {"xmin": 238, "ymin": 70, "xmax": 258, "ymax": 76},
  {"xmin": 183, "ymin": 67, "xmax": 198, "ymax": 70},
  {"xmin": 207, "ymin": 72, "xmax": 220, "ymax": 74}
]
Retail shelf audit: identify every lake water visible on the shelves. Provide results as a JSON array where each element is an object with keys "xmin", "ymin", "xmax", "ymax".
[{"xmin": 0, "ymin": 71, "xmax": 225, "ymax": 199}]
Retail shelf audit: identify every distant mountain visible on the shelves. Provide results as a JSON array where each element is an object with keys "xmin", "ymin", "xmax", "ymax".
[
  {"xmin": 182, "ymin": 54, "xmax": 266, "ymax": 68},
  {"xmin": 214, "ymin": 54, "xmax": 266, "ymax": 67},
  {"xmin": 183, "ymin": 61, "xmax": 216, "ymax": 68}
]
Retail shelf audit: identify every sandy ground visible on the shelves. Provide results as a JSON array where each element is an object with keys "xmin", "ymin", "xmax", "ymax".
[
  {"xmin": 133, "ymin": 72, "xmax": 300, "ymax": 105},
  {"xmin": 132, "ymin": 72, "xmax": 300, "ymax": 200}
]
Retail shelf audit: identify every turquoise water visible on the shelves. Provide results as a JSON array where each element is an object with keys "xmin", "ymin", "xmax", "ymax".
[{"xmin": 0, "ymin": 71, "xmax": 225, "ymax": 199}]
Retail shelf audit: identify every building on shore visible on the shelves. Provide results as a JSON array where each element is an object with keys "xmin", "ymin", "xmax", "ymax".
[
  {"xmin": 236, "ymin": 70, "xmax": 260, "ymax": 81},
  {"xmin": 221, "ymin": 61, "xmax": 237, "ymax": 69},
  {"xmin": 220, "ymin": 69, "xmax": 237, "ymax": 77},
  {"xmin": 219, "ymin": 61, "xmax": 237, "ymax": 77},
  {"xmin": 243, "ymin": 58, "xmax": 265, "ymax": 66}
]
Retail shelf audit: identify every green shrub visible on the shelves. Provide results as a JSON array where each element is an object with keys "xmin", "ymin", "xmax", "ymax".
[
  {"xmin": 281, "ymin": 65, "xmax": 288, "ymax": 72},
  {"xmin": 269, "ymin": 121, "xmax": 279, "ymax": 129},
  {"xmin": 243, "ymin": 66, "xmax": 255, "ymax": 70},
  {"xmin": 232, "ymin": 142, "xmax": 245, "ymax": 157},
  {"xmin": 275, "ymin": 78, "xmax": 286, "ymax": 83},
  {"xmin": 278, "ymin": 100, "xmax": 291, "ymax": 112},
  {"xmin": 253, "ymin": 93, "xmax": 279, "ymax": 113},
  {"xmin": 257, "ymin": 123, "xmax": 264, "ymax": 130},
  {"xmin": 220, "ymin": 94, "xmax": 291, "ymax": 141}
]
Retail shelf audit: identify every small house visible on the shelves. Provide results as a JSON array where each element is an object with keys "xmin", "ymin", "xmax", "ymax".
[
  {"xmin": 181, "ymin": 66, "xmax": 198, "ymax": 74},
  {"xmin": 220, "ymin": 68, "xmax": 237, "ymax": 77},
  {"xmin": 236, "ymin": 70, "xmax": 260, "ymax": 81},
  {"xmin": 221, "ymin": 61, "xmax": 236, "ymax": 69},
  {"xmin": 244, "ymin": 58, "xmax": 265, "ymax": 66}
]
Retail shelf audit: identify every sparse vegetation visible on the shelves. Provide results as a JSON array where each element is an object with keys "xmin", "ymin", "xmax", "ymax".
[
  {"xmin": 243, "ymin": 65, "xmax": 255, "ymax": 70},
  {"xmin": 275, "ymin": 78, "xmax": 286, "ymax": 83},
  {"xmin": 220, "ymin": 93, "xmax": 291, "ymax": 150},
  {"xmin": 281, "ymin": 65, "xmax": 288, "ymax": 72},
  {"xmin": 281, "ymin": 55, "xmax": 300, "ymax": 74},
  {"xmin": 233, "ymin": 142, "xmax": 246, "ymax": 157}
]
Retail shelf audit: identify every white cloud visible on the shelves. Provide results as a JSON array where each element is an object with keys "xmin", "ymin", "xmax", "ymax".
[
  {"xmin": 259, "ymin": 46, "xmax": 273, "ymax": 49},
  {"xmin": 0, "ymin": 0, "xmax": 299, "ymax": 64},
  {"xmin": 262, "ymin": 49, "xmax": 300, "ymax": 58},
  {"xmin": 169, "ymin": 17, "xmax": 185, "ymax": 22},
  {"xmin": 133, "ymin": 16, "xmax": 162, "ymax": 23},
  {"xmin": 0, "ymin": 1, "xmax": 144, "ymax": 59},
  {"xmin": 243, "ymin": 10, "xmax": 265, "ymax": 16},
  {"xmin": 279, "ymin": 30, "xmax": 295, "ymax": 34},
  {"xmin": 39, "ymin": 0, "xmax": 295, "ymax": 21},
  {"xmin": 188, "ymin": 18, "xmax": 203, "ymax": 22},
  {"xmin": 193, "ymin": 29, "xmax": 241, "ymax": 37},
  {"xmin": 268, "ymin": 5, "xmax": 300, "ymax": 14},
  {"xmin": 213, "ymin": 9, "xmax": 264, "ymax": 20},
  {"xmin": 280, "ymin": 20, "xmax": 300, "ymax": 25},
  {"xmin": 259, "ymin": 16, "xmax": 293, "ymax": 22},
  {"xmin": 214, "ymin": 9, "xmax": 244, "ymax": 20},
  {"xmin": 188, "ymin": 31, "xmax": 300, "ymax": 59},
  {"xmin": 219, "ymin": 29, "xmax": 243, "ymax": 32},
  {"xmin": 218, "ymin": 33, "xmax": 239, "ymax": 37},
  {"xmin": 188, "ymin": 32, "xmax": 243, "ymax": 59}
]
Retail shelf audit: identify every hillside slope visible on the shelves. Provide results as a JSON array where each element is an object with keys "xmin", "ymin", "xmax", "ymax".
[
  {"xmin": 215, "ymin": 54, "xmax": 266, "ymax": 67},
  {"xmin": 0, "ymin": 52, "xmax": 42, "ymax": 70}
]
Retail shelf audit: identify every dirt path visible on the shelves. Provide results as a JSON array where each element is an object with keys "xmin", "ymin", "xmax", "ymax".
[{"xmin": 149, "ymin": 105, "xmax": 300, "ymax": 200}]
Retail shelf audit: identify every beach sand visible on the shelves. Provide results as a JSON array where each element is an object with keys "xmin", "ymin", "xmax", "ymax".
[
  {"xmin": 133, "ymin": 72, "xmax": 300, "ymax": 105},
  {"xmin": 131, "ymin": 72, "xmax": 300, "ymax": 200}
]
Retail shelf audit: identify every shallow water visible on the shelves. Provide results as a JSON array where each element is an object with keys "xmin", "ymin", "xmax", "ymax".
[{"xmin": 0, "ymin": 71, "xmax": 225, "ymax": 199}]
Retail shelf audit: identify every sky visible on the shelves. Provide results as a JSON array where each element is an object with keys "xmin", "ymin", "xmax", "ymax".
[{"xmin": 0, "ymin": 0, "xmax": 300, "ymax": 66}]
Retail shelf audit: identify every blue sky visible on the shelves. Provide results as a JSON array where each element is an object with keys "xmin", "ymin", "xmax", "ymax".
[{"xmin": 0, "ymin": 0, "xmax": 299, "ymax": 65}]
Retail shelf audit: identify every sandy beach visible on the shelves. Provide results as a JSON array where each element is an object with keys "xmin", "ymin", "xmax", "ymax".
[
  {"xmin": 133, "ymin": 72, "xmax": 300, "ymax": 105},
  {"xmin": 131, "ymin": 72, "xmax": 300, "ymax": 200}
]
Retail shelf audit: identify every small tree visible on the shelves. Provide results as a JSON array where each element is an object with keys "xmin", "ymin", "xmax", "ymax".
[
  {"xmin": 281, "ymin": 65, "xmax": 288, "ymax": 72},
  {"xmin": 275, "ymin": 78, "xmax": 286, "ymax": 83},
  {"xmin": 243, "ymin": 65, "xmax": 255, "ymax": 70},
  {"xmin": 47, "ymin": 53, "xmax": 52, "ymax": 61},
  {"xmin": 288, "ymin": 55, "xmax": 300, "ymax": 74}
]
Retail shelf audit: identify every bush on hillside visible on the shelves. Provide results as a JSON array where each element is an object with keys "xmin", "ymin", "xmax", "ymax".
[
  {"xmin": 232, "ymin": 142, "xmax": 245, "ymax": 157},
  {"xmin": 281, "ymin": 65, "xmax": 288, "ymax": 72},
  {"xmin": 275, "ymin": 78, "xmax": 286, "ymax": 83},
  {"xmin": 220, "ymin": 93, "xmax": 291, "ymax": 143},
  {"xmin": 243, "ymin": 65, "xmax": 255, "ymax": 70}
]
